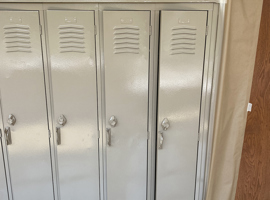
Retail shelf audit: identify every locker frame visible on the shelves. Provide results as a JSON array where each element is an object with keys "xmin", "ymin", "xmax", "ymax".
[
  {"xmin": 0, "ymin": 2, "xmax": 226, "ymax": 200},
  {"xmin": 0, "ymin": 103, "xmax": 10, "ymax": 200},
  {"xmin": 0, "ymin": 71, "xmax": 13, "ymax": 200}
]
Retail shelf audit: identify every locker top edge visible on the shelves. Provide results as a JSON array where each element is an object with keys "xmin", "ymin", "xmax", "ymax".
[{"xmin": 0, "ymin": 0, "xmax": 221, "ymax": 3}]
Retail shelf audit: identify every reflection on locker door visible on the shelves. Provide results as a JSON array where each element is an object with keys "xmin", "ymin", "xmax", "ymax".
[
  {"xmin": 0, "ymin": 140, "xmax": 8, "ymax": 200},
  {"xmin": 156, "ymin": 11, "xmax": 208, "ymax": 200},
  {"xmin": 0, "ymin": 11, "xmax": 54, "ymax": 200},
  {"xmin": 103, "ymin": 11, "xmax": 150, "ymax": 200},
  {"xmin": 46, "ymin": 11, "xmax": 99, "ymax": 200}
]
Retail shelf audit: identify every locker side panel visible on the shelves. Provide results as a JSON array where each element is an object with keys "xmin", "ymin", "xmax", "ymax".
[
  {"xmin": 103, "ymin": 11, "xmax": 150, "ymax": 200},
  {"xmin": 46, "ymin": 10, "xmax": 99, "ymax": 200},
  {"xmin": 156, "ymin": 11, "xmax": 208, "ymax": 200},
  {"xmin": 0, "ymin": 11, "xmax": 54, "ymax": 200}
]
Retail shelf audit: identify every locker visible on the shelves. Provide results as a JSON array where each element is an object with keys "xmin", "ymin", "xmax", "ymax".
[
  {"xmin": 0, "ymin": 11, "xmax": 54, "ymax": 200},
  {"xmin": 0, "ymin": 140, "xmax": 8, "ymax": 200},
  {"xmin": 0, "ymin": 3, "xmax": 222, "ymax": 200},
  {"xmin": 103, "ymin": 11, "xmax": 150, "ymax": 200},
  {"xmin": 156, "ymin": 11, "xmax": 208, "ymax": 200},
  {"xmin": 46, "ymin": 11, "xmax": 99, "ymax": 200}
]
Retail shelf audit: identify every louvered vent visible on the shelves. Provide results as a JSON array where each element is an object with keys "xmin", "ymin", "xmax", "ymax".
[
  {"xmin": 171, "ymin": 25, "xmax": 197, "ymax": 55},
  {"xmin": 4, "ymin": 24, "xmax": 31, "ymax": 53},
  {"xmin": 59, "ymin": 24, "xmax": 85, "ymax": 53},
  {"xmin": 113, "ymin": 25, "xmax": 140, "ymax": 54}
]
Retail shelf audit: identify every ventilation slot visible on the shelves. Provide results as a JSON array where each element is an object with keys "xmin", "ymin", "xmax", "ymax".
[
  {"xmin": 4, "ymin": 25, "xmax": 31, "ymax": 53},
  {"xmin": 113, "ymin": 25, "xmax": 140, "ymax": 54},
  {"xmin": 59, "ymin": 24, "xmax": 85, "ymax": 53},
  {"xmin": 170, "ymin": 26, "xmax": 197, "ymax": 55}
]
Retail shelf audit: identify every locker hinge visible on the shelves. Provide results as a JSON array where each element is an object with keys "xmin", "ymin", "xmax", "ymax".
[
  {"xmin": 94, "ymin": 25, "xmax": 97, "ymax": 35},
  {"xmin": 147, "ymin": 131, "xmax": 150, "ymax": 140},
  {"xmin": 205, "ymin": 26, "xmax": 209, "ymax": 36},
  {"xmin": 48, "ymin": 130, "xmax": 51, "ymax": 138},
  {"xmin": 198, "ymin": 132, "xmax": 200, "ymax": 142},
  {"xmin": 149, "ymin": 26, "xmax": 152, "ymax": 36},
  {"xmin": 98, "ymin": 130, "xmax": 100, "ymax": 139},
  {"xmin": 39, "ymin": 25, "xmax": 42, "ymax": 35},
  {"xmin": 0, "ymin": 130, "xmax": 2, "ymax": 138}
]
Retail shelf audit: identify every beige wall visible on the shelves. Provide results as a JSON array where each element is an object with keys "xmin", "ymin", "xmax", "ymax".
[{"xmin": 206, "ymin": 0, "xmax": 263, "ymax": 199}]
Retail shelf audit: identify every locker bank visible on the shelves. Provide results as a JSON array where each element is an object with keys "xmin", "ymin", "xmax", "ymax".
[{"xmin": 0, "ymin": 1, "xmax": 225, "ymax": 200}]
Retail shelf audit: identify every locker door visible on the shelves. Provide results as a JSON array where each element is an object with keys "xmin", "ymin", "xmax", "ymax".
[
  {"xmin": 46, "ymin": 11, "xmax": 99, "ymax": 200},
  {"xmin": 156, "ymin": 11, "xmax": 208, "ymax": 200},
  {"xmin": 103, "ymin": 11, "xmax": 150, "ymax": 200},
  {"xmin": 0, "ymin": 140, "xmax": 8, "ymax": 200},
  {"xmin": 0, "ymin": 11, "xmax": 54, "ymax": 200}
]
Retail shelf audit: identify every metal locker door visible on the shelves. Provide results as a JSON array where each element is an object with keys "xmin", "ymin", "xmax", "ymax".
[
  {"xmin": 103, "ymin": 11, "xmax": 150, "ymax": 200},
  {"xmin": 46, "ymin": 11, "xmax": 99, "ymax": 200},
  {"xmin": 156, "ymin": 11, "xmax": 208, "ymax": 200},
  {"xmin": 0, "ymin": 139, "xmax": 8, "ymax": 200},
  {"xmin": 0, "ymin": 11, "xmax": 54, "ymax": 200}
]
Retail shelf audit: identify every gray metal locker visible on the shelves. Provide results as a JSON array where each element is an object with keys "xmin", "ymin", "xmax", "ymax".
[
  {"xmin": 0, "ymin": 11, "xmax": 54, "ymax": 200},
  {"xmin": 103, "ymin": 11, "xmax": 150, "ymax": 200},
  {"xmin": 46, "ymin": 10, "xmax": 99, "ymax": 200},
  {"xmin": 0, "ymin": 140, "xmax": 8, "ymax": 200},
  {"xmin": 156, "ymin": 11, "xmax": 208, "ymax": 200}
]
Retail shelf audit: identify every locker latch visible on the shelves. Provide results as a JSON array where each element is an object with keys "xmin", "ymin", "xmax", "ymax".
[
  {"xmin": 158, "ymin": 132, "xmax": 164, "ymax": 149},
  {"xmin": 4, "ymin": 127, "xmax": 12, "ymax": 145},
  {"xmin": 106, "ymin": 128, "xmax": 111, "ymax": 146}
]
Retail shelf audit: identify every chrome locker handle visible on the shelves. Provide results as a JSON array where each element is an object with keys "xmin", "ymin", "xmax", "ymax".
[
  {"xmin": 109, "ymin": 116, "xmax": 117, "ymax": 127},
  {"xmin": 4, "ymin": 127, "xmax": 12, "ymax": 145},
  {"xmin": 56, "ymin": 127, "xmax": 61, "ymax": 145},
  {"xmin": 57, "ymin": 115, "xmax": 67, "ymax": 126},
  {"xmin": 56, "ymin": 115, "xmax": 67, "ymax": 145},
  {"xmin": 106, "ymin": 128, "xmax": 111, "ymax": 146},
  {"xmin": 7, "ymin": 114, "xmax": 16, "ymax": 126},
  {"xmin": 158, "ymin": 132, "xmax": 164, "ymax": 150}
]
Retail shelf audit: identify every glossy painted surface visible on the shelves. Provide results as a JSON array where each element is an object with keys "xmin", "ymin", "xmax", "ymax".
[
  {"xmin": 0, "ymin": 139, "xmax": 8, "ymax": 200},
  {"xmin": 103, "ymin": 11, "xmax": 150, "ymax": 200},
  {"xmin": 0, "ymin": 11, "xmax": 54, "ymax": 200},
  {"xmin": 46, "ymin": 10, "xmax": 99, "ymax": 200},
  {"xmin": 156, "ymin": 11, "xmax": 208, "ymax": 200}
]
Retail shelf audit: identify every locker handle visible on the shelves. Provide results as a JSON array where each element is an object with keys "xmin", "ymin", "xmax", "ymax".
[
  {"xmin": 57, "ymin": 115, "xmax": 67, "ymax": 126},
  {"xmin": 161, "ymin": 118, "xmax": 170, "ymax": 131},
  {"xmin": 158, "ymin": 132, "xmax": 164, "ymax": 150},
  {"xmin": 106, "ymin": 128, "xmax": 111, "ymax": 146},
  {"xmin": 4, "ymin": 127, "xmax": 12, "ymax": 145},
  {"xmin": 56, "ymin": 127, "xmax": 61, "ymax": 145}
]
